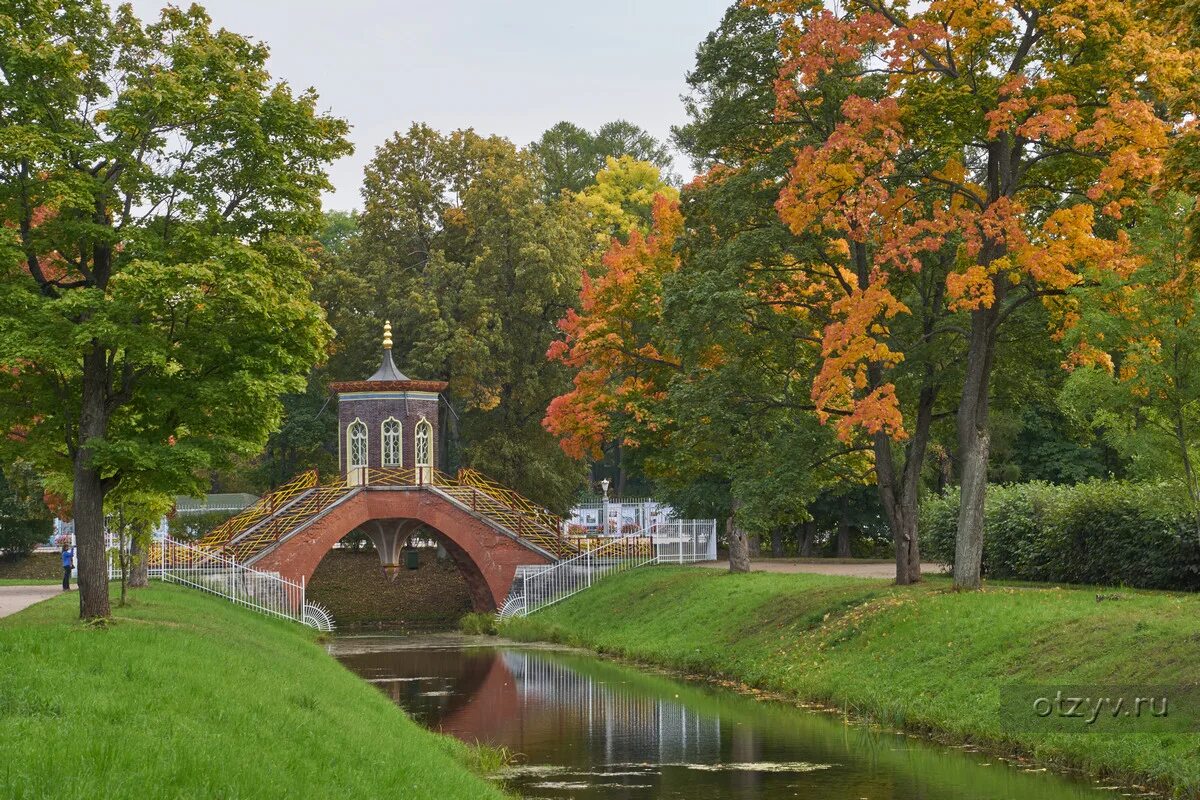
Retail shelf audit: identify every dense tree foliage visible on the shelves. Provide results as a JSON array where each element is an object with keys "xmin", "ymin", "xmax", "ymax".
[
  {"xmin": 1063, "ymin": 195, "xmax": 1200, "ymax": 537},
  {"xmin": 532, "ymin": 120, "xmax": 679, "ymax": 198},
  {"xmin": 0, "ymin": 464, "xmax": 53, "ymax": 555},
  {"xmin": 749, "ymin": 0, "xmax": 1196, "ymax": 588},
  {"xmin": 349, "ymin": 126, "xmax": 590, "ymax": 512},
  {"xmin": 0, "ymin": 1, "xmax": 350, "ymax": 617}
]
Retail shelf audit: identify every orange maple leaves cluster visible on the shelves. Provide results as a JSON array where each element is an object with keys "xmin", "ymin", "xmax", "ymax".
[
  {"xmin": 543, "ymin": 195, "xmax": 682, "ymax": 459},
  {"xmin": 755, "ymin": 0, "xmax": 1173, "ymax": 443}
]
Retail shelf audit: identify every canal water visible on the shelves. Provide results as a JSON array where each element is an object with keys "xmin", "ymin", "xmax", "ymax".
[{"xmin": 330, "ymin": 636, "xmax": 1122, "ymax": 800}]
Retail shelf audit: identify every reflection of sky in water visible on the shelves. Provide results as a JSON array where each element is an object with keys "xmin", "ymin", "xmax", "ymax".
[
  {"xmin": 502, "ymin": 650, "xmax": 725, "ymax": 767},
  {"xmin": 333, "ymin": 639, "xmax": 1119, "ymax": 800}
]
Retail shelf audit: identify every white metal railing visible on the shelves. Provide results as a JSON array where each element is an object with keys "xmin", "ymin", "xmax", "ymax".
[
  {"xmin": 499, "ymin": 534, "xmax": 659, "ymax": 618},
  {"xmin": 106, "ymin": 536, "xmax": 334, "ymax": 631},
  {"xmin": 498, "ymin": 518, "xmax": 717, "ymax": 619},
  {"xmin": 648, "ymin": 519, "xmax": 718, "ymax": 563}
]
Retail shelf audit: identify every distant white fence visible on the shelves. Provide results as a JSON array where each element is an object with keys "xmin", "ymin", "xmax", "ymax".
[
  {"xmin": 649, "ymin": 519, "xmax": 717, "ymax": 563},
  {"xmin": 107, "ymin": 536, "xmax": 333, "ymax": 632}
]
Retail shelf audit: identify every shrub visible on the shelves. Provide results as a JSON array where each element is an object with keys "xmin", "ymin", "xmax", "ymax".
[
  {"xmin": 458, "ymin": 612, "xmax": 497, "ymax": 636},
  {"xmin": 0, "ymin": 475, "xmax": 53, "ymax": 555},
  {"xmin": 920, "ymin": 481, "xmax": 1200, "ymax": 590}
]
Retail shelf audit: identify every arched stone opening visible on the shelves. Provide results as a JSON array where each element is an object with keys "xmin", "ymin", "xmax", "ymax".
[
  {"xmin": 249, "ymin": 489, "xmax": 553, "ymax": 612},
  {"xmin": 305, "ymin": 532, "xmax": 473, "ymax": 628}
]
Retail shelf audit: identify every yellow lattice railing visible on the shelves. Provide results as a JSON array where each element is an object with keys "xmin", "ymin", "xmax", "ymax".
[
  {"xmin": 194, "ymin": 464, "xmax": 575, "ymax": 563},
  {"xmin": 198, "ymin": 470, "xmax": 319, "ymax": 550},
  {"xmin": 454, "ymin": 468, "xmax": 565, "ymax": 534},
  {"xmin": 227, "ymin": 484, "xmax": 352, "ymax": 562}
]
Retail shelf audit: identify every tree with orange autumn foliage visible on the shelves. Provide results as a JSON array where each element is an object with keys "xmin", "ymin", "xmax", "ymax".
[
  {"xmin": 754, "ymin": 0, "xmax": 1200, "ymax": 588},
  {"xmin": 544, "ymin": 194, "xmax": 682, "ymax": 473},
  {"xmin": 548, "ymin": 8, "xmax": 866, "ymax": 571}
]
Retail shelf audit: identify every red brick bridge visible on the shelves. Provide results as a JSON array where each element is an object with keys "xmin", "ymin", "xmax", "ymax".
[{"xmin": 197, "ymin": 323, "xmax": 575, "ymax": 612}]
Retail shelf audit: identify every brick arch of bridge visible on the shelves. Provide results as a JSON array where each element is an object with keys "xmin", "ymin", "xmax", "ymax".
[{"xmin": 249, "ymin": 489, "xmax": 554, "ymax": 612}]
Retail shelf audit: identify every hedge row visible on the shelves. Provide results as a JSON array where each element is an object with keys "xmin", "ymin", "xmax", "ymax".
[{"xmin": 920, "ymin": 481, "xmax": 1200, "ymax": 590}]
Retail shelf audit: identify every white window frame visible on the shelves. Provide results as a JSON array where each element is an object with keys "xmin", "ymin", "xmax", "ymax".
[
  {"xmin": 415, "ymin": 417, "xmax": 433, "ymax": 482},
  {"xmin": 347, "ymin": 418, "xmax": 368, "ymax": 484},
  {"xmin": 381, "ymin": 417, "xmax": 402, "ymax": 467}
]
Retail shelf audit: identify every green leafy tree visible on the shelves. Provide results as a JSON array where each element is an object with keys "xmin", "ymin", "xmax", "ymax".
[
  {"xmin": 354, "ymin": 125, "xmax": 590, "ymax": 512},
  {"xmin": 532, "ymin": 120, "xmax": 678, "ymax": 198},
  {"xmin": 0, "ymin": 1, "xmax": 350, "ymax": 618},
  {"xmin": 249, "ymin": 212, "xmax": 371, "ymax": 491},
  {"xmin": 0, "ymin": 464, "xmax": 53, "ymax": 555},
  {"xmin": 666, "ymin": 4, "xmax": 904, "ymax": 574},
  {"xmin": 1062, "ymin": 195, "xmax": 1200, "ymax": 537}
]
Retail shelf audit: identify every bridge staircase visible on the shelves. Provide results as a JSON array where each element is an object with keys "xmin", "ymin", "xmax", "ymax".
[{"xmin": 196, "ymin": 467, "xmax": 577, "ymax": 563}]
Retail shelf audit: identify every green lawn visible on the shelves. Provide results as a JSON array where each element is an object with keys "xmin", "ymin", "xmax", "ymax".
[
  {"xmin": 0, "ymin": 583, "xmax": 509, "ymax": 800},
  {"xmin": 501, "ymin": 567, "xmax": 1200, "ymax": 797},
  {"xmin": 0, "ymin": 579, "xmax": 58, "ymax": 586}
]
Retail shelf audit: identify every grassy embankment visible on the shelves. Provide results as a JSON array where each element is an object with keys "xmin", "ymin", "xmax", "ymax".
[
  {"xmin": 0, "ymin": 583, "xmax": 509, "ymax": 799},
  {"xmin": 501, "ymin": 567, "xmax": 1200, "ymax": 797}
]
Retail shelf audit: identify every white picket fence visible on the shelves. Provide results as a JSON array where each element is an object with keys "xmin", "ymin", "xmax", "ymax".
[
  {"xmin": 107, "ymin": 536, "xmax": 334, "ymax": 631},
  {"xmin": 498, "ymin": 518, "xmax": 717, "ymax": 619}
]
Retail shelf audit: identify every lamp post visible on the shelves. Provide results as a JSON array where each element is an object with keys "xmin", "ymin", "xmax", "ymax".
[{"xmin": 600, "ymin": 478, "xmax": 610, "ymax": 536}]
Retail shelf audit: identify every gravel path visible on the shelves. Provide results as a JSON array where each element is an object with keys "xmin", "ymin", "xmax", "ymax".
[
  {"xmin": 0, "ymin": 585, "xmax": 63, "ymax": 618},
  {"xmin": 696, "ymin": 559, "xmax": 945, "ymax": 578}
]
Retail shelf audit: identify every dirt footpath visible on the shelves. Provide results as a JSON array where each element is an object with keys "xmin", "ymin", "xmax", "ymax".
[
  {"xmin": 0, "ymin": 585, "xmax": 62, "ymax": 618},
  {"xmin": 696, "ymin": 559, "xmax": 944, "ymax": 578}
]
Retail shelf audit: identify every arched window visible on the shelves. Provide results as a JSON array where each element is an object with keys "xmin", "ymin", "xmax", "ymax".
[
  {"xmin": 415, "ymin": 418, "xmax": 433, "ymax": 482},
  {"xmin": 382, "ymin": 418, "xmax": 402, "ymax": 467},
  {"xmin": 348, "ymin": 419, "xmax": 368, "ymax": 472}
]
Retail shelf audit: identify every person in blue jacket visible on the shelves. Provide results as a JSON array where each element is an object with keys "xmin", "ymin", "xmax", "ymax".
[{"xmin": 61, "ymin": 544, "xmax": 73, "ymax": 591}]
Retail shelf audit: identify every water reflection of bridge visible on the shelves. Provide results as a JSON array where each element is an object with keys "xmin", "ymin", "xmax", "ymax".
[{"xmin": 496, "ymin": 650, "xmax": 722, "ymax": 765}]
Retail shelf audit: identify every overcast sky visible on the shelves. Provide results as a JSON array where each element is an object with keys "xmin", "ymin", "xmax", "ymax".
[{"xmin": 129, "ymin": 0, "xmax": 732, "ymax": 211}]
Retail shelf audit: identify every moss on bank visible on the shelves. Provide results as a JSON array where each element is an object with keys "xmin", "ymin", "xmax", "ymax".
[
  {"xmin": 501, "ymin": 567, "xmax": 1200, "ymax": 797},
  {"xmin": 0, "ymin": 584, "xmax": 508, "ymax": 799}
]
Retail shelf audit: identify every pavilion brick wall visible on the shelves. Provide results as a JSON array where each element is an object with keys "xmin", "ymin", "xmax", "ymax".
[{"xmin": 337, "ymin": 395, "xmax": 439, "ymax": 474}]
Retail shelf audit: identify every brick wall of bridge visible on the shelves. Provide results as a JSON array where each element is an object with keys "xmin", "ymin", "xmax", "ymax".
[{"xmin": 250, "ymin": 488, "xmax": 553, "ymax": 612}]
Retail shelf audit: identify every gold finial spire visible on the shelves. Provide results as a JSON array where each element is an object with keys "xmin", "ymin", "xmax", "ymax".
[{"xmin": 382, "ymin": 321, "xmax": 393, "ymax": 350}]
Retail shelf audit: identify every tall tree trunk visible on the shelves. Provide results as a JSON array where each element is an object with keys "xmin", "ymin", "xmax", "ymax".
[
  {"xmin": 770, "ymin": 527, "xmax": 785, "ymax": 558},
  {"xmin": 129, "ymin": 534, "xmax": 149, "ymax": 589},
  {"xmin": 836, "ymin": 496, "xmax": 852, "ymax": 558},
  {"xmin": 74, "ymin": 347, "xmax": 111, "ymax": 619},
  {"xmin": 874, "ymin": 380, "xmax": 936, "ymax": 585},
  {"xmin": 616, "ymin": 440, "xmax": 626, "ymax": 499},
  {"xmin": 799, "ymin": 520, "xmax": 816, "ymax": 557},
  {"xmin": 953, "ymin": 309, "xmax": 998, "ymax": 589},
  {"xmin": 727, "ymin": 499, "xmax": 750, "ymax": 573}
]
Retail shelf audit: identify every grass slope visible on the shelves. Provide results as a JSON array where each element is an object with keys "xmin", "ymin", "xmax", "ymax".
[
  {"xmin": 0, "ymin": 584, "xmax": 508, "ymax": 800},
  {"xmin": 501, "ymin": 567, "xmax": 1200, "ymax": 797}
]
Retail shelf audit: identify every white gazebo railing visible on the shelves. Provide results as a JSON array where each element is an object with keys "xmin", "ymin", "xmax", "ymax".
[{"xmin": 107, "ymin": 536, "xmax": 333, "ymax": 632}]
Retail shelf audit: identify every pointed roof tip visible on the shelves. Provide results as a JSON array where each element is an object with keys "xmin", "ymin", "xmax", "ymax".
[
  {"xmin": 382, "ymin": 320, "xmax": 393, "ymax": 350},
  {"xmin": 368, "ymin": 344, "xmax": 409, "ymax": 382}
]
